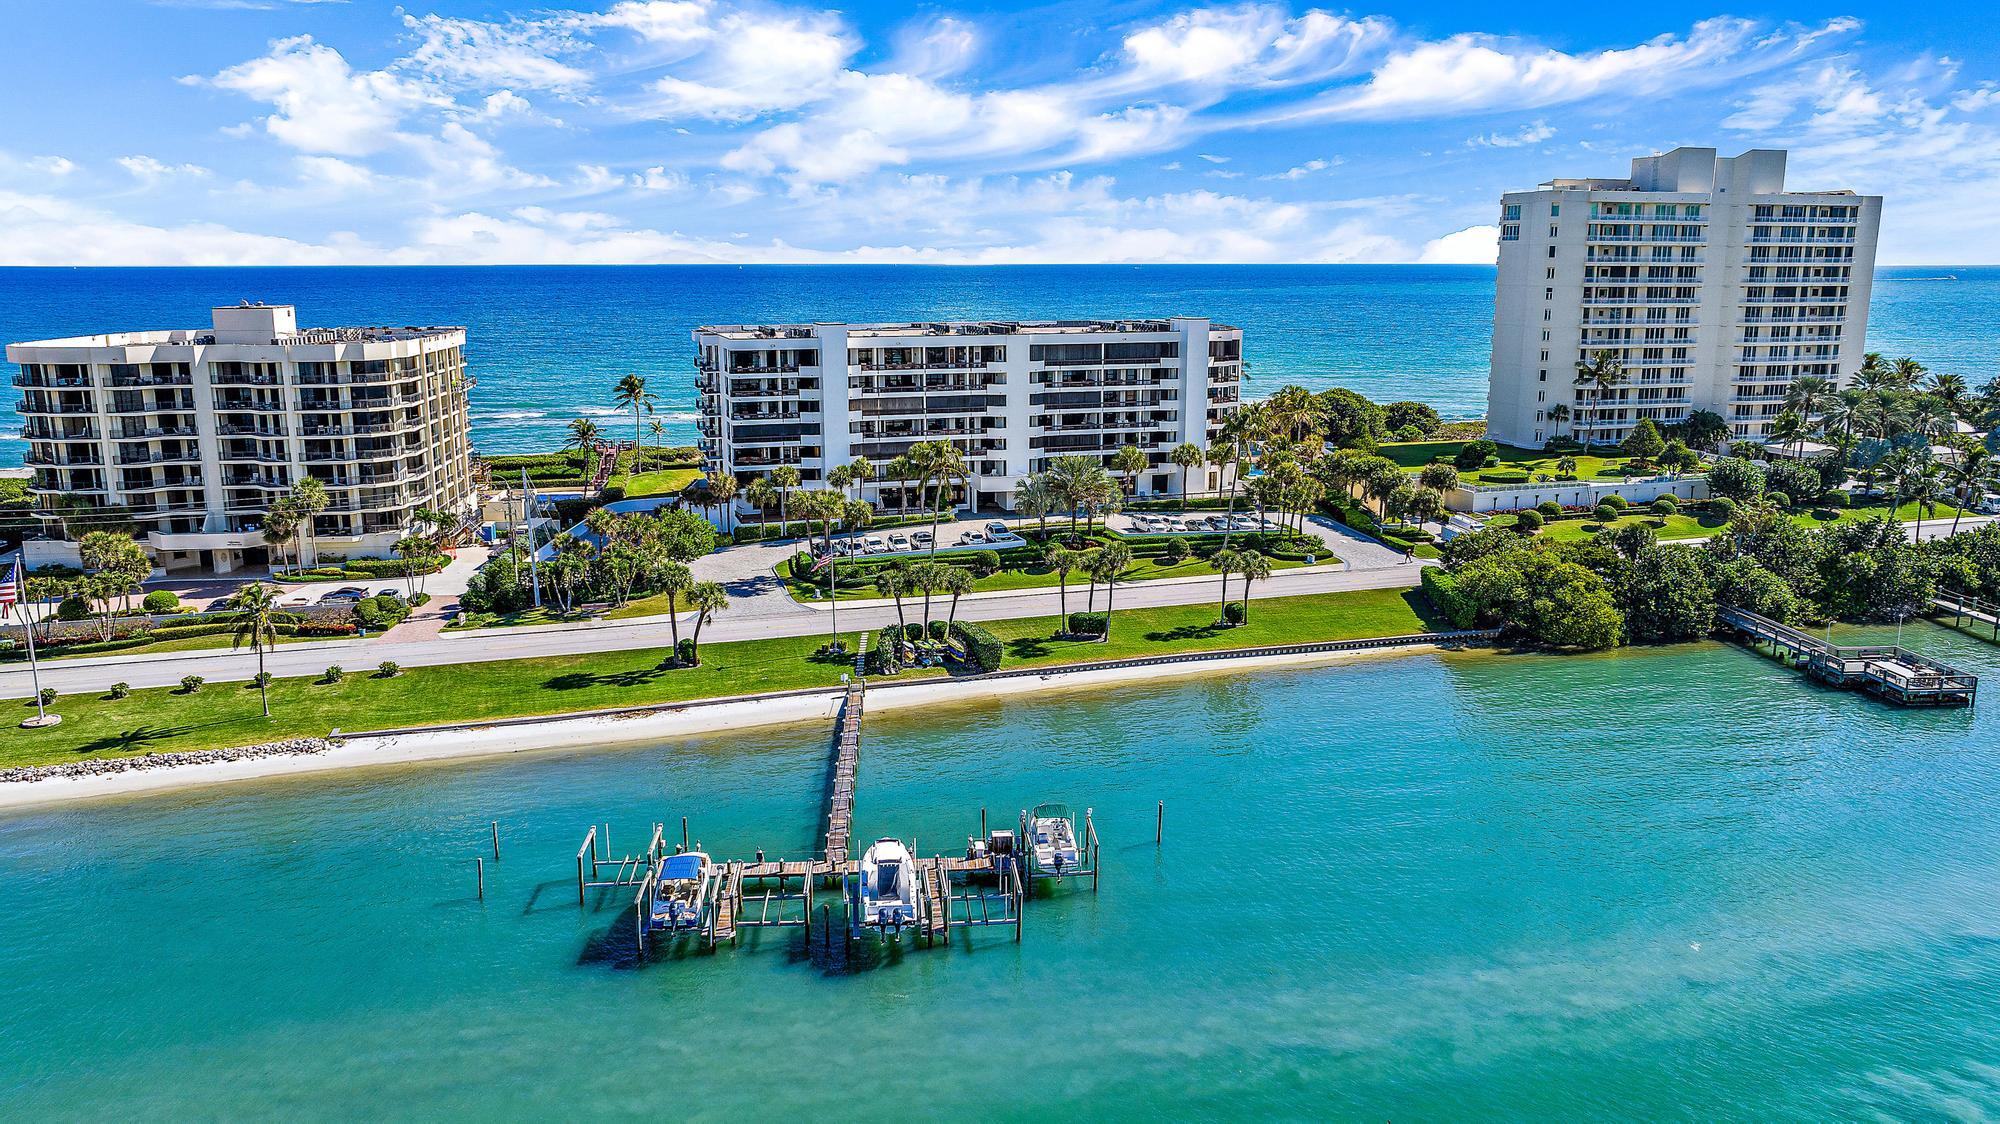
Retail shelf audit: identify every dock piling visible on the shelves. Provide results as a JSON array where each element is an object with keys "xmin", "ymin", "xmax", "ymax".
[
  {"xmin": 476, "ymin": 857, "xmax": 484, "ymax": 900},
  {"xmin": 491, "ymin": 821, "xmax": 500, "ymax": 860},
  {"xmin": 1156, "ymin": 800, "xmax": 1164, "ymax": 845}
]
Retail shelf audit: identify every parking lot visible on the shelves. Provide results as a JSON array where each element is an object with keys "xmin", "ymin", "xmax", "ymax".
[{"xmin": 814, "ymin": 516, "xmax": 1028, "ymax": 560}]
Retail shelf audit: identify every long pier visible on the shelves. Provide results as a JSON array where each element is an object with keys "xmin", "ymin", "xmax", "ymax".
[
  {"xmin": 1718, "ymin": 606, "xmax": 1977, "ymax": 706},
  {"xmin": 825, "ymin": 680, "xmax": 862, "ymax": 868},
  {"xmin": 1933, "ymin": 592, "xmax": 2000, "ymax": 643}
]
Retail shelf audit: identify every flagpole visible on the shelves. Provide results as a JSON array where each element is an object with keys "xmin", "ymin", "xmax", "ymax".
[{"xmin": 13, "ymin": 563, "xmax": 55, "ymax": 728}]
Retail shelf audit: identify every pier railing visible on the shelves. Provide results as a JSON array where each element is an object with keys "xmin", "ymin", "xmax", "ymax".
[{"xmin": 1717, "ymin": 606, "xmax": 1976, "ymax": 706}]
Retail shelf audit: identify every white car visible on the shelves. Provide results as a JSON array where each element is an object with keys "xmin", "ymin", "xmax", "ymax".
[
  {"xmin": 864, "ymin": 536, "xmax": 886, "ymax": 553},
  {"xmin": 888, "ymin": 533, "xmax": 911, "ymax": 551},
  {"xmin": 911, "ymin": 531, "xmax": 934, "ymax": 547},
  {"xmin": 985, "ymin": 520, "xmax": 1010, "ymax": 538}
]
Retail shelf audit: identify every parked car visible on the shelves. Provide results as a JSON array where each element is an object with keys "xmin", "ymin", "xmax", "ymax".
[
  {"xmin": 376, "ymin": 588, "xmax": 402, "ymax": 600},
  {"xmin": 863, "ymin": 536, "xmax": 886, "ymax": 553},
  {"xmin": 318, "ymin": 586, "xmax": 369, "ymax": 603},
  {"xmin": 1205, "ymin": 516, "xmax": 1231, "ymax": 531},
  {"xmin": 888, "ymin": 533, "xmax": 911, "ymax": 551},
  {"xmin": 912, "ymin": 531, "xmax": 934, "ymax": 547},
  {"xmin": 966, "ymin": 531, "xmax": 990, "ymax": 544},
  {"xmin": 985, "ymin": 520, "xmax": 1010, "ymax": 538}
]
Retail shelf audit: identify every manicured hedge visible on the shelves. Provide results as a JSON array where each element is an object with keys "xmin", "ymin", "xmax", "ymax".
[
  {"xmin": 1066, "ymin": 611, "xmax": 1107, "ymax": 636},
  {"xmin": 1421, "ymin": 568, "xmax": 1476, "ymax": 629},
  {"xmin": 949, "ymin": 620, "xmax": 1003, "ymax": 671}
]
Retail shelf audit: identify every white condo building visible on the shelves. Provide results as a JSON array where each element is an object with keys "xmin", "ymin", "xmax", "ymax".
[
  {"xmin": 1488, "ymin": 146, "xmax": 1881, "ymax": 448},
  {"xmin": 10, "ymin": 303, "xmax": 476, "ymax": 573},
  {"xmin": 692, "ymin": 318, "xmax": 1242, "ymax": 516}
]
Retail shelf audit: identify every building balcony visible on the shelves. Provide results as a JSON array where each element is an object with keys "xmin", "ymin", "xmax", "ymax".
[
  {"xmin": 116, "ymin": 451, "xmax": 200, "ymax": 466},
  {"xmin": 108, "ymin": 373, "xmax": 192, "ymax": 388},
  {"xmin": 1587, "ymin": 235, "xmax": 1705, "ymax": 244},
  {"xmin": 114, "ymin": 425, "xmax": 195, "ymax": 440},
  {"xmin": 210, "ymin": 373, "xmax": 285, "ymax": 387},
  {"xmin": 213, "ymin": 400, "xmax": 285, "ymax": 413},
  {"xmin": 106, "ymin": 399, "xmax": 194, "ymax": 415},
  {"xmin": 23, "ymin": 452, "xmax": 102, "ymax": 467},
  {"xmin": 11, "ymin": 374, "xmax": 92, "ymax": 389},
  {"xmin": 14, "ymin": 399, "xmax": 93, "ymax": 415}
]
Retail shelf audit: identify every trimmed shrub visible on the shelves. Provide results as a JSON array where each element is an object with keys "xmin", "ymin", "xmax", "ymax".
[
  {"xmin": 109, "ymin": 682, "xmax": 130, "ymax": 700},
  {"xmin": 1603, "ymin": 494, "xmax": 1629, "ymax": 511},
  {"xmin": 149, "ymin": 622, "xmax": 237, "ymax": 641},
  {"xmin": 1514, "ymin": 509, "xmax": 1545, "ymax": 533},
  {"xmin": 1651, "ymin": 496, "xmax": 1679, "ymax": 517},
  {"xmin": 38, "ymin": 687, "xmax": 56, "ymax": 706},
  {"xmin": 250, "ymin": 672, "xmax": 273, "ymax": 689},
  {"xmin": 949, "ymin": 620, "xmax": 1003, "ymax": 672},
  {"xmin": 408, "ymin": 592, "xmax": 431, "ymax": 607},
  {"xmin": 1711, "ymin": 497, "xmax": 1740, "ymax": 521},
  {"xmin": 293, "ymin": 623, "xmax": 360, "ymax": 638},
  {"xmin": 1223, "ymin": 600, "xmax": 1245, "ymax": 625},
  {"xmin": 141, "ymin": 590, "xmax": 180, "ymax": 613},
  {"xmin": 675, "ymin": 639, "xmax": 696, "ymax": 667},
  {"xmin": 968, "ymin": 550, "xmax": 1002, "ymax": 577},
  {"xmin": 1536, "ymin": 501, "xmax": 1562, "ymax": 519},
  {"xmin": 1480, "ymin": 470, "xmax": 1531, "ymax": 484},
  {"xmin": 1421, "ymin": 567, "xmax": 1477, "ymax": 629},
  {"xmin": 869, "ymin": 626, "xmax": 903, "ymax": 675},
  {"xmin": 1164, "ymin": 538, "xmax": 1192, "ymax": 562},
  {"xmin": 178, "ymin": 675, "xmax": 204, "ymax": 694},
  {"xmin": 321, "ymin": 665, "xmax": 344, "ymax": 684},
  {"xmin": 56, "ymin": 597, "xmax": 90, "ymax": 622},
  {"xmin": 1765, "ymin": 491, "xmax": 1791, "ymax": 510},
  {"xmin": 1592, "ymin": 502, "xmax": 1619, "ymax": 524},
  {"xmin": 353, "ymin": 594, "xmax": 411, "ymax": 631},
  {"xmin": 375, "ymin": 661, "xmax": 401, "ymax": 678},
  {"xmin": 1066, "ymin": 611, "xmax": 1108, "ymax": 637},
  {"xmin": 1454, "ymin": 439, "xmax": 1500, "ymax": 472},
  {"xmin": 926, "ymin": 619, "xmax": 947, "ymax": 640}
]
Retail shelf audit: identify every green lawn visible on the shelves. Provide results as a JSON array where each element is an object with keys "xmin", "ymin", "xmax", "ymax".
[
  {"xmin": 780, "ymin": 551, "xmax": 1325, "ymax": 604},
  {"xmin": 8, "ymin": 587, "xmax": 1442, "ymax": 768},
  {"xmin": 1486, "ymin": 500, "xmax": 1963, "ymax": 543},
  {"xmin": 6, "ymin": 630, "xmax": 351, "ymax": 664},
  {"xmin": 1380, "ymin": 440, "xmax": 1642, "ymax": 484},
  {"xmin": 608, "ymin": 465, "xmax": 701, "ymax": 498}
]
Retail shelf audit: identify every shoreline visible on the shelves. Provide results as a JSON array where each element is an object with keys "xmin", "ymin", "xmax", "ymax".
[{"xmin": 0, "ymin": 638, "xmax": 1471, "ymax": 810}]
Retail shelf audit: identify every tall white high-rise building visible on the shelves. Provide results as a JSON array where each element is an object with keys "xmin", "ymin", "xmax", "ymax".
[
  {"xmin": 692, "ymin": 318, "xmax": 1242, "ymax": 516},
  {"xmin": 1487, "ymin": 146, "xmax": 1881, "ymax": 449},
  {"xmin": 10, "ymin": 303, "xmax": 477, "ymax": 573}
]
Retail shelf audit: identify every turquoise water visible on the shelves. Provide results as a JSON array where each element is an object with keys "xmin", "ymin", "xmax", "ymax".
[
  {"xmin": 3, "ymin": 265, "xmax": 1996, "ymax": 465},
  {"xmin": 6, "ymin": 627, "xmax": 2000, "ymax": 1116}
]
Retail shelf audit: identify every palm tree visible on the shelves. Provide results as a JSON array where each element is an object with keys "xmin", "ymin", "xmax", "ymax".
[
  {"xmin": 1265, "ymin": 384, "xmax": 1321, "ymax": 444},
  {"xmin": 1768, "ymin": 409, "xmax": 1807, "ymax": 460},
  {"xmin": 565, "ymin": 417, "xmax": 603, "ymax": 478},
  {"xmin": 392, "ymin": 535, "xmax": 429, "ymax": 599},
  {"xmin": 657, "ymin": 562, "xmax": 693, "ymax": 652},
  {"xmin": 845, "ymin": 456, "xmax": 874, "ymax": 504},
  {"xmin": 911, "ymin": 561, "xmax": 946, "ymax": 632},
  {"xmin": 1235, "ymin": 550, "xmax": 1273, "ymax": 624},
  {"xmin": 229, "ymin": 582, "xmax": 281, "ymax": 718},
  {"xmin": 908, "ymin": 440, "xmax": 969, "ymax": 554},
  {"xmin": 706, "ymin": 472, "xmax": 739, "ymax": 533},
  {"xmin": 289, "ymin": 477, "xmax": 327, "ymax": 567},
  {"xmin": 648, "ymin": 417, "xmax": 666, "ymax": 467},
  {"xmin": 612, "ymin": 374, "xmax": 657, "ymax": 475},
  {"xmin": 1785, "ymin": 375, "xmax": 1837, "ymax": 426},
  {"xmin": 1170, "ymin": 442, "xmax": 1206, "ymax": 509},
  {"xmin": 768, "ymin": 464, "xmax": 800, "ymax": 533},
  {"xmin": 1014, "ymin": 474, "xmax": 1058, "ymax": 539},
  {"xmin": 1090, "ymin": 542, "xmax": 1133, "ymax": 641},
  {"xmin": 1112, "ymin": 444, "xmax": 1149, "ymax": 498},
  {"xmin": 876, "ymin": 566, "xmax": 910, "ymax": 639},
  {"xmin": 742, "ymin": 477, "xmax": 779, "ymax": 530},
  {"xmin": 1045, "ymin": 544, "xmax": 1077, "ymax": 626},
  {"xmin": 1548, "ymin": 403, "xmax": 1571, "ymax": 444},
  {"xmin": 1209, "ymin": 546, "xmax": 1243, "ymax": 625},
  {"xmin": 938, "ymin": 566, "xmax": 975, "ymax": 633},
  {"xmin": 1574, "ymin": 350, "xmax": 1630, "ymax": 450},
  {"xmin": 261, "ymin": 500, "xmax": 298, "ymax": 575},
  {"xmin": 684, "ymin": 581, "xmax": 728, "ymax": 664},
  {"xmin": 1945, "ymin": 445, "xmax": 1993, "ymax": 540}
]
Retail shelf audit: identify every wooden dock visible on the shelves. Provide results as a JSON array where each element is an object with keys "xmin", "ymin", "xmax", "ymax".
[
  {"xmin": 1719, "ymin": 606, "xmax": 1978, "ymax": 706},
  {"xmin": 1933, "ymin": 592, "xmax": 2000, "ymax": 643},
  {"xmin": 825, "ymin": 680, "xmax": 863, "ymax": 869}
]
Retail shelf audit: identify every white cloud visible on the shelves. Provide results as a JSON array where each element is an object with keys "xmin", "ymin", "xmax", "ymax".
[
  {"xmin": 639, "ymin": 8, "xmax": 856, "ymax": 121},
  {"xmin": 1418, "ymin": 225, "xmax": 1498, "ymax": 263},
  {"xmin": 400, "ymin": 13, "xmax": 594, "ymax": 94},
  {"xmin": 198, "ymin": 35, "xmax": 443, "ymax": 156},
  {"xmin": 0, "ymin": 189, "xmax": 359, "ymax": 265},
  {"xmin": 1266, "ymin": 17, "xmax": 1854, "ymax": 124},
  {"xmin": 1197, "ymin": 153, "xmax": 1230, "ymax": 163},
  {"xmin": 25, "ymin": 156, "xmax": 77, "ymax": 177},
  {"xmin": 1261, "ymin": 157, "xmax": 1338, "ymax": 180},
  {"xmin": 117, "ymin": 155, "xmax": 212, "ymax": 181},
  {"xmin": 1466, "ymin": 120, "xmax": 1554, "ymax": 148}
]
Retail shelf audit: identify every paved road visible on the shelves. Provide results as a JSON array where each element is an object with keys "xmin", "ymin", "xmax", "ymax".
[{"xmin": 1, "ymin": 557, "xmax": 1431, "ymax": 697}]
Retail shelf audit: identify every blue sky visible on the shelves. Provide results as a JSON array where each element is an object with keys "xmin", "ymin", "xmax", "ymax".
[{"xmin": 1, "ymin": 0, "xmax": 1995, "ymax": 264}]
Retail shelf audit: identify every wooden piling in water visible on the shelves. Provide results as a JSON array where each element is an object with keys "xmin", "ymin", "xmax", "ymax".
[
  {"xmin": 1156, "ymin": 800, "xmax": 1164, "ymax": 845},
  {"xmin": 476, "ymin": 857, "xmax": 484, "ymax": 900},
  {"xmin": 491, "ymin": 821, "xmax": 500, "ymax": 860}
]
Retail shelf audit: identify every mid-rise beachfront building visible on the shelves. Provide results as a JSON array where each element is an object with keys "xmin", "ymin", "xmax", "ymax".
[
  {"xmin": 691, "ymin": 319, "xmax": 1242, "ymax": 517},
  {"xmin": 10, "ymin": 303, "xmax": 476, "ymax": 573},
  {"xmin": 1488, "ymin": 146, "xmax": 1881, "ymax": 449}
]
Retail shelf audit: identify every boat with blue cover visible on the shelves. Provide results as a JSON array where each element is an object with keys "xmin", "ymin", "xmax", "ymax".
[{"xmin": 649, "ymin": 851, "xmax": 715, "ymax": 932}]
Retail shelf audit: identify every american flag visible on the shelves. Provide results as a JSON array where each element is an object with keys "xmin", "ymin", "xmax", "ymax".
[{"xmin": 0, "ymin": 558, "xmax": 18, "ymax": 612}]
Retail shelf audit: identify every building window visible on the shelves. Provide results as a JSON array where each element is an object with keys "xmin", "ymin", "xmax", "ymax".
[
  {"xmin": 1551, "ymin": 204, "xmax": 1560, "ymax": 216},
  {"xmin": 1548, "ymin": 246, "xmax": 1557, "ymax": 258},
  {"xmin": 1539, "ymin": 369, "xmax": 1547, "ymax": 381},
  {"xmin": 1501, "ymin": 224, "xmax": 1520, "ymax": 241}
]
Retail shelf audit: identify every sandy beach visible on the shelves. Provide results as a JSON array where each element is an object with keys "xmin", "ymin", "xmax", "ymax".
[{"xmin": 0, "ymin": 641, "xmax": 1454, "ymax": 809}]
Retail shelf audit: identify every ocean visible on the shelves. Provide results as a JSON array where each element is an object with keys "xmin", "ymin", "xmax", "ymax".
[
  {"xmin": 4, "ymin": 628, "xmax": 2000, "ymax": 1115},
  {"xmin": 3, "ymin": 265, "xmax": 1996, "ymax": 468}
]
